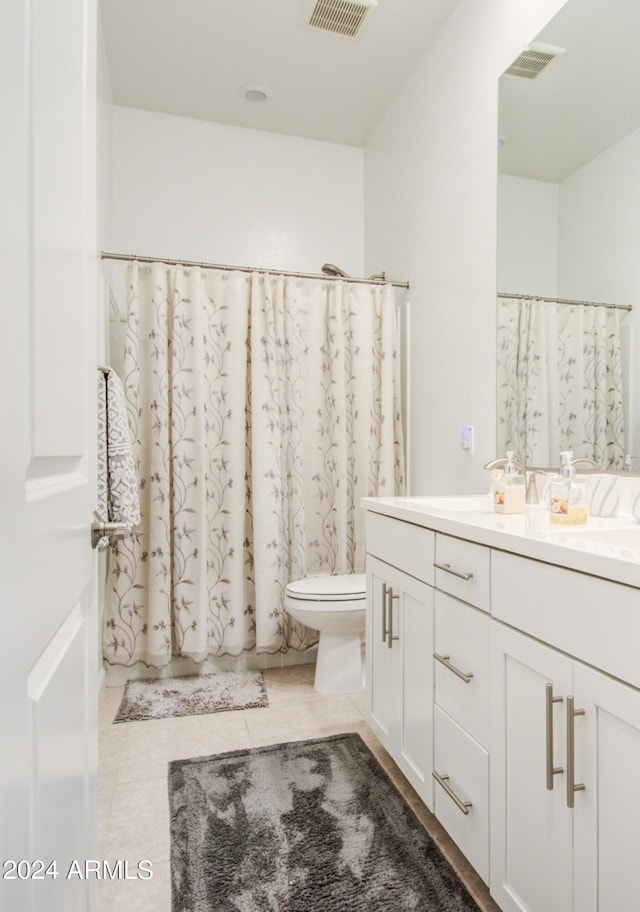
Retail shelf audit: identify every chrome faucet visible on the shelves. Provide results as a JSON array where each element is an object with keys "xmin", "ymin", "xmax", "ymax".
[
  {"xmin": 525, "ymin": 469, "xmax": 545, "ymax": 505},
  {"xmin": 570, "ymin": 456, "xmax": 599, "ymax": 469},
  {"xmin": 483, "ymin": 456, "xmax": 526, "ymax": 474}
]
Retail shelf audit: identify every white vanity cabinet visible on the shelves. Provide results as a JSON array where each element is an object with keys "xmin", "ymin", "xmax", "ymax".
[
  {"xmin": 363, "ymin": 497, "xmax": 640, "ymax": 912},
  {"xmin": 365, "ymin": 513, "xmax": 435, "ymax": 809},
  {"xmin": 491, "ymin": 559, "xmax": 640, "ymax": 912}
]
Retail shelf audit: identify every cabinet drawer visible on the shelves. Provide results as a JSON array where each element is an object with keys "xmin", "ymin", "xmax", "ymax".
[
  {"xmin": 434, "ymin": 706, "xmax": 489, "ymax": 884},
  {"xmin": 492, "ymin": 550, "xmax": 640, "ymax": 689},
  {"xmin": 366, "ymin": 512, "xmax": 435, "ymax": 584},
  {"xmin": 435, "ymin": 534, "xmax": 490, "ymax": 612},
  {"xmin": 434, "ymin": 592, "xmax": 490, "ymax": 748}
]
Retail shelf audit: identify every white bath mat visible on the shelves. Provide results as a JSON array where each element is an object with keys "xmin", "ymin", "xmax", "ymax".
[{"xmin": 113, "ymin": 670, "xmax": 269, "ymax": 723}]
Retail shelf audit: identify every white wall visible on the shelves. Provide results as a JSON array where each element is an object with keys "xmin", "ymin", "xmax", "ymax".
[
  {"xmin": 497, "ymin": 174, "xmax": 559, "ymax": 297},
  {"xmin": 496, "ymin": 127, "xmax": 640, "ymax": 459},
  {"xmin": 103, "ymin": 2, "xmax": 578, "ymax": 497},
  {"xmin": 96, "ymin": 10, "xmax": 113, "ymax": 254},
  {"xmin": 559, "ymin": 127, "xmax": 640, "ymax": 455},
  {"xmin": 559, "ymin": 127, "xmax": 640, "ymax": 305},
  {"xmin": 364, "ymin": 0, "xmax": 568, "ymax": 494},
  {"xmin": 110, "ymin": 105, "xmax": 364, "ymax": 279}
]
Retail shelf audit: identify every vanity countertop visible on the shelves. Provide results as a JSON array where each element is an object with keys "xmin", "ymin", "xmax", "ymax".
[{"xmin": 362, "ymin": 495, "xmax": 640, "ymax": 590}]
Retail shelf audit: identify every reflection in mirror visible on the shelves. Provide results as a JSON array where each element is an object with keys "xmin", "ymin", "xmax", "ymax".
[{"xmin": 497, "ymin": 0, "xmax": 639, "ymax": 471}]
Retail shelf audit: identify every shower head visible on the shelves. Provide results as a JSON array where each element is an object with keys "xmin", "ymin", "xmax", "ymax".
[{"xmin": 321, "ymin": 263, "xmax": 349, "ymax": 278}]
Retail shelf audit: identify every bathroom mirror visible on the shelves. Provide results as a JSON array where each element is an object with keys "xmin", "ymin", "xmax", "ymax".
[{"xmin": 497, "ymin": 0, "xmax": 640, "ymax": 472}]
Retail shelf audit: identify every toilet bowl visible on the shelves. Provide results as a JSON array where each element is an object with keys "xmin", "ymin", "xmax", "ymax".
[{"xmin": 284, "ymin": 573, "xmax": 366, "ymax": 694}]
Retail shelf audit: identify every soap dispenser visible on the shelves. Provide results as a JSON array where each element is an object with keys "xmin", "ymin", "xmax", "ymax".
[
  {"xmin": 549, "ymin": 451, "xmax": 588, "ymax": 525},
  {"xmin": 493, "ymin": 451, "xmax": 526, "ymax": 514}
]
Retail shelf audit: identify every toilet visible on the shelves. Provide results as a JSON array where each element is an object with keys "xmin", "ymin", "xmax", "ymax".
[{"xmin": 284, "ymin": 573, "xmax": 366, "ymax": 694}]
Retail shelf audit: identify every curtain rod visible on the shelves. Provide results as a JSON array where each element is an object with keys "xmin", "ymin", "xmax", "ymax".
[
  {"xmin": 498, "ymin": 291, "xmax": 632, "ymax": 312},
  {"xmin": 100, "ymin": 251, "xmax": 410, "ymax": 290}
]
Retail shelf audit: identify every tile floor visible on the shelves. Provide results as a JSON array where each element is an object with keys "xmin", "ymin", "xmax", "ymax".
[{"xmin": 99, "ymin": 664, "xmax": 499, "ymax": 911}]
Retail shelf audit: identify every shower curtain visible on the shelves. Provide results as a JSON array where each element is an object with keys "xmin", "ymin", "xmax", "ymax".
[
  {"xmin": 496, "ymin": 296, "xmax": 625, "ymax": 469},
  {"xmin": 104, "ymin": 263, "xmax": 405, "ymax": 668}
]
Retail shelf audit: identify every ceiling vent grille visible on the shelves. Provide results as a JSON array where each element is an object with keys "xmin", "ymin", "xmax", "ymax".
[
  {"xmin": 305, "ymin": 0, "xmax": 378, "ymax": 39},
  {"xmin": 504, "ymin": 42, "xmax": 566, "ymax": 80}
]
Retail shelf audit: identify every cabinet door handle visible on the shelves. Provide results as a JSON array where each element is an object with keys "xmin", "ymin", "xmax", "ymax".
[
  {"xmin": 566, "ymin": 695, "xmax": 586, "ymax": 808},
  {"xmin": 433, "ymin": 561, "xmax": 474, "ymax": 581},
  {"xmin": 545, "ymin": 683, "xmax": 564, "ymax": 790},
  {"xmin": 433, "ymin": 652, "xmax": 473, "ymax": 684},
  {"xmin": 387, "ymin": 587, "xmax": 399, "ymax": 649},
  {"xmin": 381, "ymin": 582, "xmax": 389, "ymax": 643},
  {"xmin": 433, "ymin": 771, "xmax": 473, "ymax": 815}
]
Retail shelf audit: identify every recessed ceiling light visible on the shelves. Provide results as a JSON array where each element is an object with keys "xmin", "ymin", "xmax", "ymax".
[{"xmin": 241, "ymin": 84, "xmax": 270, "ymax": 103}]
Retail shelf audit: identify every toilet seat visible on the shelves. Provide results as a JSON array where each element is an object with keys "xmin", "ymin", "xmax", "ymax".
[{"xmin": 285, "ymin": 573, "xmax": 366, "ymax": 601}]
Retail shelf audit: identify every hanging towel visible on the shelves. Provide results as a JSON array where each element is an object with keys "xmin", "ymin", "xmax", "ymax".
[{"xmin": 96, "ymin": 368, "xmax": 140, "ymax": 550}]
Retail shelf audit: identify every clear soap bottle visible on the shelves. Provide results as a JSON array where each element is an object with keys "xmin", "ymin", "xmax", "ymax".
[
  {"xmin": 549, "ymin": 451, "xmax": 588, "ymax": 525},
  {"xmin": 493, "ymin": 451, "xmax": 526, "ymax": 514}
]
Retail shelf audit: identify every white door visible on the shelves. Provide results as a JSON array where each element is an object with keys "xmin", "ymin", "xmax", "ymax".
[
  {"xmin": 366, "ymin": 555, "xmax": 400, "ymax": 748},
  {"xmin": 1, "ymin": 0, "xmax": 98, "ymax": 910},
  {"xmin": 573, "ymin": 663, "xmax": 640, "ymax": 912},
  {"xmin": 490, "ymin": 623, "xmax": 573, "ymax": 912},
  {"xmin": 397, "ymin": 571, "xmax": 433, "ymax": 809}
]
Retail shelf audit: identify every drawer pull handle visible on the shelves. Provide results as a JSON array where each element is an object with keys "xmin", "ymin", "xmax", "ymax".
[
  {"xmin": 545, "ymin": 683, "xmax": 564, "ymax": 790},
  {"xmin": 433, "ymin": 652, "xmax": 473, "ymax": 684},
  {"xmin": 434, "ymin": 561, "xmax": 473, "ymax": 582},
  {"xmin": 566, "ymin": 695, "xmax": 585, "ymax": 808},
  {"xmin": 381, "ymin": 582, "xmax": 389, "ymax": 643},
  {"xmin": 387, "ymin": 587, "xmax": 399, "ymax": 649},
  {"xmin": 433, "ymin": 771, "xmax": 473, "ymax": 815}
]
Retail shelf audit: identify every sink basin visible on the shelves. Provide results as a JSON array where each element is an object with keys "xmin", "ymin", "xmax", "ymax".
[
  {"xmin": 555, "ymin": 527, "xmax": 640, "ymax": 552},
  {"xmin": 403, "ymin": 495, "xmax": 493, "ymax": 513}
]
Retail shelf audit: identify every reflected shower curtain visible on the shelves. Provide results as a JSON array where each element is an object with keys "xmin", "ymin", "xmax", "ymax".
[
  {"xmin": 497, "ymin": 296, "xmax": 625, "ymax": 469},
  {"xmin": 104, "ymin": 263, "xmax": 404, "ymax": 667}
]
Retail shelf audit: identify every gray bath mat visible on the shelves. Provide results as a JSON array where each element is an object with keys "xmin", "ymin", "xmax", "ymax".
[
  {"xmin": 113, "ymin": 670, "xmax": 268, "ymax": 722},
  {"xmin": 168, "ymin": 733, "xmax": 481, "ymax": 911}
]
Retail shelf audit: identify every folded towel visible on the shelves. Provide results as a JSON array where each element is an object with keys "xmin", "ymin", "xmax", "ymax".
[{"xmin": 96, "ymin": 368, "xmax": 140, "ymax": 550}]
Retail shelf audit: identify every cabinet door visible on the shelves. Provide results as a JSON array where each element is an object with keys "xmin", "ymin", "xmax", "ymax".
[
  {"xmin": 366, "ymin": 555, "xmax": 400, "ymax": 748},
  {"xmin": 491, "ymin": 623, "xmax": 573, "ymax": 912},
  {"xmin": 397, "ymin": 570, "xmax": 434, "ymax": 809},
  {"xmin": 573, "ymin": 663, "xmax": 640, "ymax": 912}
]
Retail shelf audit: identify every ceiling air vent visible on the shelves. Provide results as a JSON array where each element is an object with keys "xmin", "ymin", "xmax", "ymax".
[
  {"xmin": 504, "ymin": 41, "xmax": 566, "ymax": 80},
  {"xmin": 304, "ymin": 0, "xmax": 379, "ymax": 39}
]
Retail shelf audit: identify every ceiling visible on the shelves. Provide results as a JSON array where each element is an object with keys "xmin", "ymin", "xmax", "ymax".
[
  {"xmin": 100, "ymin": 0, "xmax": 460, "ymax": 148},
  {"xmin": 498, "ymin": 0, "xmax": 640, "ymax": 183}
]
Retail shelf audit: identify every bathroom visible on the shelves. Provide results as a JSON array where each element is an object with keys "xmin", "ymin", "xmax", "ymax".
[{"xmin": 3, "ymin": 0, "xmax": 640, "ymax": 910}]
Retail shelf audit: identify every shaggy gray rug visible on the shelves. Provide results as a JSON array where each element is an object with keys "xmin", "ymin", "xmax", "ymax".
[
  {"xmin": 113, "ymin": 671, "xmax": 268, "ymax": 722},
  {"xmin": 168, "ymin": 733, "xmax": 481, "ymax": 912}
]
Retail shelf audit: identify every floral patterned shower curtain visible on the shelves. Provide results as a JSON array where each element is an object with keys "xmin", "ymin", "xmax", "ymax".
[
  {"xmin": 104, "ymin": 263, "xmax": 405, "ymax": 668},
  {"xmin": 497, "ymin": 296, "xmax": 625, "ymax": 469}
]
